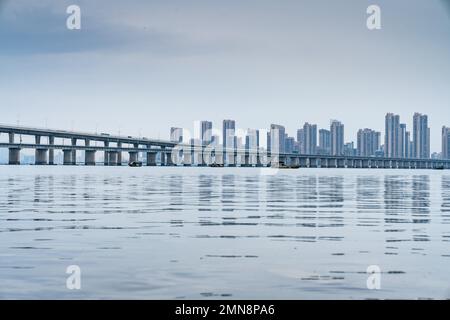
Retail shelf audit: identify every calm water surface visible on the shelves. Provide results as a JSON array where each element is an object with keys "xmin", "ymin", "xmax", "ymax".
[{"xmin": 1, "ymin": 166, "xmax": 450, "ymax": 299}]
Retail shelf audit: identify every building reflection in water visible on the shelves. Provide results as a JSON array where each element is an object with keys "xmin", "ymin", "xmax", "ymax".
[
  {"xmin": 411, "ymin": 175, "xmax": 430, "ymax": 224},
  {"xmin": 198, "ymin": 174, "xmax": 213, "ymax": 211},
  {"xmin": 221, "ymin": 174, "xmax": 236, "ymax": 212},
  {"xmin": 243, "ymin": 175, "xmax": 260, "ymax": 212},
  {"xmin": 168, "ymin": 175, "xmax": 184, "ymax": 211},
  {"xmin": 441, "ymin": 176, "xmax": 450, "ymax": 225}
]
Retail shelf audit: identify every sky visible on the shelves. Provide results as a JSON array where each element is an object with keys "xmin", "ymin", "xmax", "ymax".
[{"xmin": 0, "ymin": 0, "xmax": 450, "ymax": 152}]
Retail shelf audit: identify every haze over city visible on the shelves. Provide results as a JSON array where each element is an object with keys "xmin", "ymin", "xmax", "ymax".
[{"xmin": 1, "ymin": 0, "xmax": 450, "ymax": 152}]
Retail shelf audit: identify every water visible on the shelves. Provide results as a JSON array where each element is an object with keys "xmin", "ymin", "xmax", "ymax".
[{"xmin": 1, "ymin": 166, "xmax": 450, "ymax": 299}]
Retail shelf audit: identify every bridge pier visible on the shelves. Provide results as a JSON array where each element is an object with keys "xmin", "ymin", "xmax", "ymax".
[
  {"xmin": 319, "ymin": 158, "xmax": 327, "ymax": 168},
  {"xmin": 166, "ymin": 151, "xmax": 174, "ymax": 166},
  {"xmin": 338, "ymin": 158, "xmax": 346, "ymax": 168},
  {"xmin": 108, "ymin": 151, "xmax": 118, "ymax": 166},
  {"xmin": 299, "ymin": 157, "xmax": 308, "ymax": 168},
  {"xmin": 147, "ymin": 152, "xmax": 157, "ymax": 166},
  {"xmin": 85, "ymin": 150, "xmax": 96, "ymax": 166},
  {"xmin": 8, "ymin": 148, "xmax": 20, "ymax": 165},
  {"xmin": 103, "ymin": 142, "xmax": 109, "ymax": 166},
  {"xmin": 129, "ymin": 151, "xmax": 138, "ymax": 163},
  {"xmin": 309, "ymin": 158, "xmax": 317, "ymax": 168},
  {"xmin": 160, "ymin": 148, "xmax": 168, "ymax": 166},
  {"xmin": 49, "ymin": 136, "xmax": 55, "ymax": 165},
  {"xmin": 117, "ymin": 143, "xmax": 123, "ymax": 166},
  {"xmin": 71, "ymin": 138, "xmax": 77, "ymax": 165},
  {"xmin": 63, "ymin": 149, "xmax": 73, "ymax": 165},
  {"xmin": 35, "ymin": 149, "xmax": 48, "ymax": 165},
  {"xmin": 328, "ymin": 158, "xmax": 337, "ymax": 168},
  {"xmin": 362, "ymin": 159, "xmax": 369, "ymax": 168}
]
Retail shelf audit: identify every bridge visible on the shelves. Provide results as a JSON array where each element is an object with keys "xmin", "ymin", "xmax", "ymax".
[{"xmin": 1, "ymin": 124, "xmax": 449, "ymax": 169}]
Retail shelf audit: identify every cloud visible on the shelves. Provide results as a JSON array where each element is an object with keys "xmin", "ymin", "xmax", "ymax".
[{"xmin": 0, "ymin": 0, "xmax": 247, "ymax": 57}]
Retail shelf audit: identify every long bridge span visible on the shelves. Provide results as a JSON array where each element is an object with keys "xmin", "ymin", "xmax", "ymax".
[{"xmin": 1, "ymin": 124, "xmax": 449, "ymax": 169}]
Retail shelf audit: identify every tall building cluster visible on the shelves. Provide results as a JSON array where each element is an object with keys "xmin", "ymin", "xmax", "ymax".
[
  {"xmin": 357, "ymin": 129, "xmax": 380, "ymax": 157},
  {"xmin": 171, "ymin": 112, "xmax": 445, "ymax": 160}
]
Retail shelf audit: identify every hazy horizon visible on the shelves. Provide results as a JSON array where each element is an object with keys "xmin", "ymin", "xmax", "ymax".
[{"xmin": 1, "ymin": 0, "xmax": 450, "ymax": 152}]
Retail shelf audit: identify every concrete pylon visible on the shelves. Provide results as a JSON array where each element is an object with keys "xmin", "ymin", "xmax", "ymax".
[
  {"xmin": 300, "ymin": 158, "xmax": 307, "ymax": 168},
  {"xmin": 160, "ymin": 150, "xmax": 166, "ymax": 166},
  {"xmin": 129, "ymin": 151, "xmax": 138, "ymax": 163},
  {"xmin": 49, "ymin": 136, "xmax": 55, "ymax": 165},
  {"xmin": 71, "ymin": 138, "xmax": 77, "ymax": 165},
  {"xmin": 117, "ymin": 142, "xmax": 122, "ymax": 166},
  {"xmin": 104, "ymin": 141, "xmax": 109, "ymax": 166},
  {"xmin": 85, "ymin": 150, "xmax": 96, "ymax": 166},
  {"xmin": 109, "ymin": 151, "xmax": 118, "ymax": 166},
  {"xmin": 165, "ymin": 150, "xmax": 175, "ymax": 166},
  {"xmin": 63, "ymin": 149, "xmax": 72, "ymax": 165},
  {"xmin": 147, "ymin": 152, "xmax": 156, "ymax": 166},
  {"xmin": 8, "ymin": 148, "xmax": 20, "ymax": 165},
  {"xmin": 35, "ymin": 149, "xmax": 48, "ymax": 165}
]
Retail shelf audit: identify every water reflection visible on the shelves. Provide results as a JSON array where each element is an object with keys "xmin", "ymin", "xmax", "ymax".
[{"xmin": 0, "ymin": 167, "xmax": 450, "ymax": 299}]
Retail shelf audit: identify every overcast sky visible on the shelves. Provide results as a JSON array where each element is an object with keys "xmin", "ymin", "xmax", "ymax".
[{"xmin": 1, "ymin": 0, "xmax": 449, "ymax": 151}]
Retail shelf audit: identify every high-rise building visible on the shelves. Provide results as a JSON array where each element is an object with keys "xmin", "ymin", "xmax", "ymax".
[
  {"xmin": 442, "ymin": 126, "xmax": 450, "ymax": 160},
  {"xmin": 413, "ymin": 113, "xmax": 430, "ymax": 159},
  {"xmin": 285, "ymin": 136, "xmax": 295, "ymax": 154},
  {"xmin": 330, "ymin": 120, "xmax": 344, "ymax": 156},
  {"xmin": 211, "ymin": 135, "xmax": 220, "ymax": 146},
  {"xmin": 319, "ymin": 129, "xmax": 331, "ymax": 155},
  {"xmin": 170, "ymin": 127, "xmax": 183, "ymax": 143},
  {"xmin": 399, "ymin": 123, "xmax": 407, "ymax": 158},
  {"xmin": 293, "ymin": 141, "xmax": 300, "ymax": 153},
  {"xmin": 385, "ymin": 113, "xmax": 401, "ymax": 158},
  {"xmin": 302, "ymin": 123, "xmax": 317, "ymax": 155},
  {"xmin": 245, "ymin": 129, "xmax": 259, "ymax": 151},
  {"xmin": 200, "ymin": 121, "xmax": 212, "ymax": 146},
  {"xmin": 357, "ymin": 128, "xmax": 380, "ymax": 157},
  {"xmin": 223, "ymin": 119, "xmax": 236, "ymax": 151},
  {"xmin": 267, "ymin": 131, "xmax": 271, "ymax": 152},
  {"xmin": 404, "ymin": 130, "xmax": 411, "ymax": 159},
  {"xmin": 270, "ymin": 124, "xmax": 286, "ymax": 154},
  {"xmin": 344, "ymin": 142, "xmax": 356, "ymax": 156},
  {"xmin": 296, "ymin": 129, "xmax": 304, "ymax": 154}
]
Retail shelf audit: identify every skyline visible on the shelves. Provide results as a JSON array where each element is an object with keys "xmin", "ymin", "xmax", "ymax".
[
  {"xmin": 1, "ymin": 0, "xmax": 450, "ymax": 152},
  {"xmin": 1, "ymin": 110, "xmax": 448, "ymax": 159}
]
